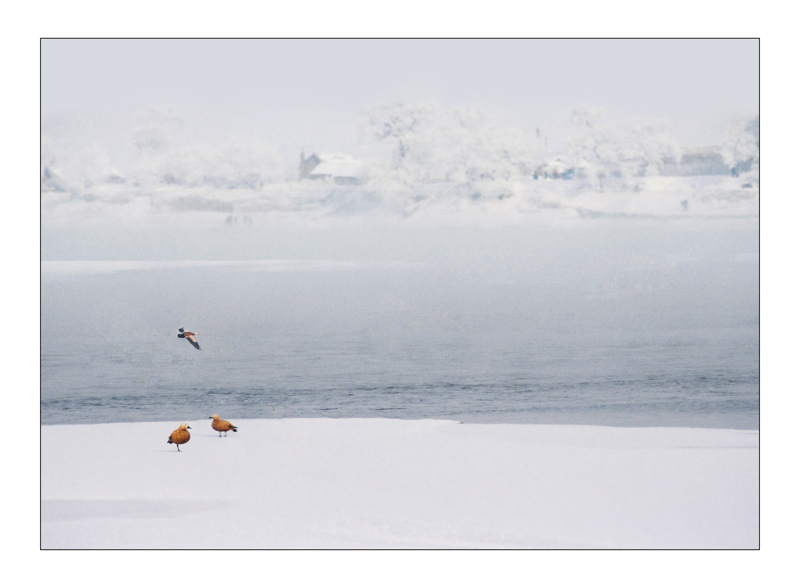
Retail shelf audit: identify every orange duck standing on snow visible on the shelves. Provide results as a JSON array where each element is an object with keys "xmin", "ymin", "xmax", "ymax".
[
  {"xmin": 167, "ymin": 423, "xmax": 191, "ymax": 451},
  {"xmin": 209, "ymin": 414, "xmax": 238, "ymax": 437}
]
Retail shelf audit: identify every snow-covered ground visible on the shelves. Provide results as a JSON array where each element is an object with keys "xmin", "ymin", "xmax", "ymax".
[
  {"xmin": 40, "ymin": 174, "xmax": 759, "ymax": 230},
  {"xmin": 41, "ymin": 418, "xmax": 759, "ymax": 549}
]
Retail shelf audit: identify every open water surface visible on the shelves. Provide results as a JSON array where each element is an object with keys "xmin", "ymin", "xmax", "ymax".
[{"xmin": 41, "ymin": 221, "xmax": 759, "ymax": 428}]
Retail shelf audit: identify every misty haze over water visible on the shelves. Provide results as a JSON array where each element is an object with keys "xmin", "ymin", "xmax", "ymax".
[{"xmin": 41, "ymin": 215, "xmax": 758, "ymax": 429}]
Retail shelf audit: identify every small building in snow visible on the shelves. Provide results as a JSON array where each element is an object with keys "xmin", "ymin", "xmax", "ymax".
[
  {"xmin": 299, "ymin": 151, "xmax": 365, "ymax": 185},
  {"xmin": 534, "ymin": 157, "xmax": 583, "ymax": 180}
]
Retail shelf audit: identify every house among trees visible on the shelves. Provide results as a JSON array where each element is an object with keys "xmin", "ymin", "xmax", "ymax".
[
  {"xmin": 299, "ymin": 151, "xmax": 365, "ymax": 185},
  {"xmin": 534, "ymin": 157, "xmax": 582, "ymax": 180}
]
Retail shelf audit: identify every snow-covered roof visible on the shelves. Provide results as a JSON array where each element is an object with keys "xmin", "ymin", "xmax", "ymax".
[
  {"xmin": 311, "ymin": 153, "xmax": 362, "ymax": 165},
  {"xmin": 682, "ymin": 146, "xmax": 722, "ymax": 155},
  {"xmin": 309, "ymin": 161, "xmax": 364, "ymax": 178},
  {"xmin": 538, "ymin": 157, "xmax": 570, "ymax": 172},
  {"xmin": 306, "ymin": 153, "xmax": 365, "ymax": 179}
]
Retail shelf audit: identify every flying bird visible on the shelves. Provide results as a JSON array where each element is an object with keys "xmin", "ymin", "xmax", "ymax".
[
  {"xmin": 167, "ymin": 423, "xmax": 191, "ymax": 451},
  {"xmin": 178, "ymin": 328, "xmax": 200, "ymax": 350},
  {"xmin": 209, "ymin": 414, "xmax": 238, "ymax": 437}
]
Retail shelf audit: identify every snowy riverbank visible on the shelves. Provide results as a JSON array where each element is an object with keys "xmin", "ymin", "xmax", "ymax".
[
  {"xmin": 41, "ymin": 418, "xmax": 759, "ymax": 549},
  {"xmin": 40, "ymin": 174, "xmax": 759, "ymax": 229}
]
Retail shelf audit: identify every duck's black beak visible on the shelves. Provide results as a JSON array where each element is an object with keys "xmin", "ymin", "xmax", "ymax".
[
  {"xmin": 187, "ymin": 426, "xmax": 192, "ymax": 429},
  {"xmin": 208, "ymin": 416, "xmax": 213, "ymax": 419}
]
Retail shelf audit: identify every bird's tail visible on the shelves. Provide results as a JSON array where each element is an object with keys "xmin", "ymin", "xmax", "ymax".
[
  {"xmin": 167, "ymin": 438, "xmax": 173, "ymax": 444},
  {"xmin": 177, "ymin": 333, "xmax": 185, "ymax": 338},
  {"xmin": 232, "ymin": 427, "xmax": 238, "ymax": 432}
]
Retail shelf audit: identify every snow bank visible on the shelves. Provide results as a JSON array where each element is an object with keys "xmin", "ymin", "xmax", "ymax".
[
  {"xmin": 40, "ymin": 174, "xmax": 759, "ymax": 229},
  {"xmin": 41, "ymin": 418, "xmax": 758, "ymax": 549}
]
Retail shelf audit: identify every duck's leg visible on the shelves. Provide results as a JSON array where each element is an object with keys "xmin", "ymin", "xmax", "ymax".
[{"xmin": 177, "ymin": 445, "xmax": 181, "ymax": 452}]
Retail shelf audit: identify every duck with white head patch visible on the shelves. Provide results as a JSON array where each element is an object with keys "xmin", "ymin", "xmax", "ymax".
[{"xmin": 209, "ymin": 414, "xmax": 238, "ymax": 437}]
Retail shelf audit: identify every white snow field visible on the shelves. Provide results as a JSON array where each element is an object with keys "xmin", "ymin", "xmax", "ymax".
[{"xmin": 40, "ymin": 418, "xmax": 759, "ymax": 549}]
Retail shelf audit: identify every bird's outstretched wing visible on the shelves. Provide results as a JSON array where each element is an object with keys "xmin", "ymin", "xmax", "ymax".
[{"xmin": 186, "ymin": 334, "xmax": 201, "ymax": 350}]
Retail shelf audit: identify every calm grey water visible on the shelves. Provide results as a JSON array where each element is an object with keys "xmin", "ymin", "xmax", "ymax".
[{"xmin": 41, "ymin": 221, "xmax": 759, "ymax": 428}]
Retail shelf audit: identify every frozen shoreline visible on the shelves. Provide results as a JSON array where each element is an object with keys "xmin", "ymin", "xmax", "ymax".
[
  {"xmin": 41, "ymin": 174, "xmax": 759, "ymax": 230},
  {"xmin": 41, "ymin": 418, "xmax": 759, "ymax": 549}
]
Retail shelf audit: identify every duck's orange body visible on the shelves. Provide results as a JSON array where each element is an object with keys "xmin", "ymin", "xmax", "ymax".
[
  {"xmin": 167, "ymin": 423, "xmax": 191, "ymax": 451},
  {"xmin": 209, "ymin": 414, "xmax": 238, "ymax": 437}
]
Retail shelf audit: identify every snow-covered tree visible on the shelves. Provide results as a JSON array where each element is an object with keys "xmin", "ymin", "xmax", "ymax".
[
  {"xmin": 568, "ymin": 106, "xmax": 679, "ymax": 187},
  {"xmin": 41, "ymin": 106, "xmax": 285, "ymax": 192},
  {"xmin": 141, "ymin": 138, "xmax": 281, "ymax": 189},
  {"xmin": 445, "ymin": 106, "xmax": 529, "ymax": 183},
  {"xmin": 359, "ymin": 102, "xmax": 532, "ymax": 189},
  {"xmin": 721, "ymin": 115, "xmax": 759, "ymax": 174}
]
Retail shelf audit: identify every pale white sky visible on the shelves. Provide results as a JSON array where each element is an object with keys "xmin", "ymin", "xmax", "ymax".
[
  {"xmin": 41, "ymin": 38, "xmax": 758, "ymax": 146},
  {"xmin": 41, "ymin": 39, "xmax": 758, "ymax": 115}
]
